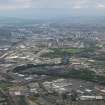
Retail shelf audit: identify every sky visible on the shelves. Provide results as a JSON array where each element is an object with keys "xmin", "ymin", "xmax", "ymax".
[
  {"xmin": 0, "ymin": 0, "xmax": 105, "ymax": 9},
  {"xmin": 0, "ymin": 0, "xmax": 105, "ymax": 18}
]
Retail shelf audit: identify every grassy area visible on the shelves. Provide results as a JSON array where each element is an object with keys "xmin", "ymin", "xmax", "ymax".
[
  {"xmin": 28, "ymin": 96, "xmax": 39, "ymax": 105},
  {"xmin": 60, "ymin": 48, "xmax": 82, "ymax": 53},
  {"xmin": 90, "ymin": 60, "xmax": 105, "ymax": 69},
  {"xmin": 41, "ymin": 48, "xmax": 83, "ymax": 58},
  {"xmin": 0, "ymin": 81, "xmax": 12, "ymax": 90}
]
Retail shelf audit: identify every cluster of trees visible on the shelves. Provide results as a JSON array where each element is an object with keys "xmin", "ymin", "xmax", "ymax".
[
  {"xmin": 13, "ymin": 64, "xmax": 105, "ymax": 85},
  {"xmin": 64, "ymin": 68, "xmax": 105, "ymax": 85}
]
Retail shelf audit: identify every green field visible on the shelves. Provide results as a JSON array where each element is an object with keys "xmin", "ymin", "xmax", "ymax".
[
  {"xmin": 0, "ymin": 81, "xmax": 12, "ymax": 90},
  {"xmin": 41, "ymin": 48, "xmax": 83, "ymax": 58}
]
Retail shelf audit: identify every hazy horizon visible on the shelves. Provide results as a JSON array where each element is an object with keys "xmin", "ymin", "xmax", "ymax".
[{"xmin": 0, "ymin": 0, "xmax": 105, "ymax": 19}]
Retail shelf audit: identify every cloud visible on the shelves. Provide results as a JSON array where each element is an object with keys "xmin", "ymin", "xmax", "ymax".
[
  {"xmin": 73, "ymin": 6, "xmax": 82, "ymax": 9},
  {"xmin": 30, "ymin": 0, "xmax": 105, "ymax": 9},
  {"xmin": 0, "ymin": 0, "xmax": 31, "ymax": 10},
  {"xmin": 97, "ymin": 4, "xmax": 105, "ymax": 8},
  {"xmin": 0, "ymin": 0, "xmax": 105, "ymax": 10}
]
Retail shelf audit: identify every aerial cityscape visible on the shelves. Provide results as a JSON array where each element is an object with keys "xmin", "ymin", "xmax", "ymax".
[{"xmin": 0, "ymin": 0, "xmax": 105, "ymax": 105}]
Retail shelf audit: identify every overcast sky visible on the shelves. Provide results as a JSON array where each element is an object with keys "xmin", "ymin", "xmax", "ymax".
[
  {"xmin": 0, "ymin": 0, "xmax": 105, "ymax": 9},
  {"xmin": 0, "ymin": 0, "xmax": 105, "ymax": 18}
]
